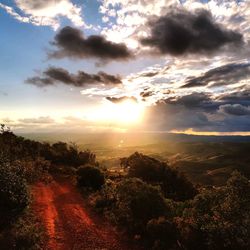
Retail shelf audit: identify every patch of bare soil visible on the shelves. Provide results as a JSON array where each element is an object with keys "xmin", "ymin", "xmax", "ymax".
[{"xmin": 32, "ymin": 177, "xmax": 140, "ymax": 250}]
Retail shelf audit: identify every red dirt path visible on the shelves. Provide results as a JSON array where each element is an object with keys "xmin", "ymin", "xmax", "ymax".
[{"xmin": 32, "ymin": 177, "xmax": 140, "ymax": 250}]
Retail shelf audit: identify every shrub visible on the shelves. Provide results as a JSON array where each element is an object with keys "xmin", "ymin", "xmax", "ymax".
[
  {"xmin": 91, "ymin": 180, "xmax": 117, "ymax": 213},
  {"xmin": 77, "ymin": 165, "xmax": 105, "ymax": 190},
  {"xmin": 162, "ymin": 167, "xmax": 197, "ymax": 201},
  {"xmin": 121, "ymin": 152, "xmax": 165, "ymax": 183},
  {"xmin": 0, "ymin": 126, "xmax": 97, "ymax": 169},
  {"xmin": 179, "ymin": 171, "xmax": 250, "ymax": 249},
  {"xmin": 147, "ymin": 217, "xmax": 178, "ymax": 250},
  {"xmin": 0, "ymin": 210, "xmax": 45, "ymax": 250},
  {"xmin": 41, "ymin": 142, "xmax": 96, "ymax": 167},
  {"xmin": 115, "ymin": 178, "xmax": 167, "ymax": 233},
  {"xmin": 12, "ymin": 211, "xmax": 45, "ymax": 250},
  {"xmin": 0, "ymin": 160, "xmax": 29, "ymax": 226},
  {"xmin": 121, "ymin": 152, "xmax": 197, "ymax": 201},
  {"xmin": 19, "ymin": 158, "xmax": 51, "ymax": 184}
]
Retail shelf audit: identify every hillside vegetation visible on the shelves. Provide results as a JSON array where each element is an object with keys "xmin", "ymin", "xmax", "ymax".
[{"xmin": 0, "ymin": 125, "xmax": 249, "ymax": 249}]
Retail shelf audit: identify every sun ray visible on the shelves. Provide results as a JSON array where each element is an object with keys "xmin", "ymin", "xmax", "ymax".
[{"xmin": 87, "ymin": 100, "xmax": 145, "ymax": 126}]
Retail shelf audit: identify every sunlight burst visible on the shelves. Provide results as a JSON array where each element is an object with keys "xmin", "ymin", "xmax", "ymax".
[{"xmin": 88, "ymin": 100, "xmax": 145, "ymax": 125}]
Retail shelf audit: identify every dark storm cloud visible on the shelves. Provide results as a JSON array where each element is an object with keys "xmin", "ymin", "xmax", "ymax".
[
  {"xmin": 164, "ymin": 92, "xmax": 223, "ymax": 113},
  {"xmin": 218, "ymin": 89, "xmax": 250, "ymax": 104},
  {"xmin": 165, "ymin": 92, "xmax": 211, "ymax": 107},
  {"xmin": 144, "ymin": 98, "xmax": 250, "ymax": 132},
  {"xmin": 141, "ymin": 9, "xmax": 243, "ymax": 56},
  {"xmin": 144, "ymin": 100, "xmax": 212, "ymax": 131},
  {"xmin": 182, "ymin": 62, "xmax": 250, "ymax": 88},
  {"xmin": 164, "ymin": 90, "xmax": 250, "ymax": 113},
  {"xmin": 143, "ymin": 89, "xmax": 250, "ymax": 132},
  {"xmin": 26, "ymin": 67, "xmax": 122, "ymax": 87},
  {"xmin": 49, "ymin": 26, "xmax": 132, "ymax": 61},
  {"xmin": 106, "ymin": 96, "xmax": 137, "ymax": 104},
  {"xmin": 26, "ymin": 76, "xmax": 54, "ymax": 87},
  {"xmin": 45, "ymin": 67, "xmax": 75, "ymax": 84},
  {"xmin": 219, "ymin": 104, "xmax": 250, "ymax": 116}
]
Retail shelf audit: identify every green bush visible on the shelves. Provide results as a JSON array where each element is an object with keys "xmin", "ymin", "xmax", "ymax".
[
  {"xmin": 178, "ymin": 171, "xmax": 250, "ymax": 249},
  {"xmin": 12, "ymin": 212, "xmax": 45, "ymax": 250},
  {"xmin": 41, "ymin": 142, "xmax": 96, "ymax": 167},
  {"xmin": 147, "ymin": 217, "xmax": 178, "ymax": 250},
  {"xmin": 19, "ymin": 158, "xmax": 51, "ymax": 184},
  {"xmin": 121, "ymin": 152, "xmax": 165, "ymax": 183},
  {"xmin": 115, "ymin": 178, "xmax": 167, "ymax": 233},
  {"xmin": 121, "ymin": 152, "xmax": 197, "ymax": 201},
  {"xmin": 0, "ymin": 210, "xmax": 45, "ymax": 250},
  {"xmin": 0, "ymin": 160, "xmax": 29, "ymax": 226},
  {"xmin": 77, "ymin": 165, "xmax": 105, "ymax": 190},
  {"xmin": 0, "ymin": 126, "xmax": 97, "ymax": 168},
  {"xmin": 91, "ymin": 180, "xmax": 117, "ymax": 213}
]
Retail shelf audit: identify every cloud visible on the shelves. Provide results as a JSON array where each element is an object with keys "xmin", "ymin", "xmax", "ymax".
[
  {"xmin": 140, "ymin": 90, "xmax": 155, "ymax": 98},
  {"xmin": 165, "ymin": 92, "xmax": 212, "ymax": 108},
  {"xmin": 161, "ymin": 90, "xmax": 250, "ymax": 115},
  {"xmin": 219, "ymin": 104, "xmax": 250, "ymax": 116},
  {"xmin": 49, "ymin": 26, "xmax": 132, "ymax": 61},
  {"xmin": 106, "ymin": 96, "xmax": 137, "ymax": 104},
  {"xmin": 141, "ymin": 87, "xmax": 250, "ymax": 132},
  {"xmin": 26, "ymin": 67, "xmax": 122, "ymax": 87},
  {"xmin": 143, "ymin": 100, "xmax": 212, "ymax": 131},
  {"xmin": 182, "ymin": 62, "xmax": 250, "ymax": 88},
  {"xmin": 139, "ymin": 71, "xmax": 159, "ymax": 77},
  {"xmin": 18, "ymin": 116, "xmax": 54, "ymax": 124},
  {"xmin": 141, "ymin": 9, "xmax": 243, "ymax": 56},
  {"xmin": 0, "ymin": 0, "xmax": 86, "ymax": 30},
  {"xmin": 156, "ymin": 92, "xmax": 224, "ymax": 115},
  {"xmin": 25, "ymin": 76, "xmax": 54, "ymax": 86},
  {"xmin": 218, "ymin": 89, "xmax": 250, "ymax": 104},
  {"xmin": 100, "ymin": 0, "xmax": 181, "ymax": 50}
]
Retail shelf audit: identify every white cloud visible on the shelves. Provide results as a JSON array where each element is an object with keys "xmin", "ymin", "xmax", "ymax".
[
  {"xmin": 18, "ymin": 116, "xmax": 55, "ymax": 124},
  {"xmin": 100, "ymin": 0, "xmax": 180, "ymax": 48},
  {"xmin": 0, "ymin": 0, "xmax": 89, "ymax": 30},
  {"xmin": 96, "ymin": 0, "xmax": 250, "ymax": 111},
  {"xmin": 100, "ymin": 0, "xmax": 250, "ymax": 51}
]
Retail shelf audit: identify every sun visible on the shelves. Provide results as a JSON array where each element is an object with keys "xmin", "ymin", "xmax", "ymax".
[{"xmin": 87, "ymin": 99, "xmax": 145, "ymax": 125}]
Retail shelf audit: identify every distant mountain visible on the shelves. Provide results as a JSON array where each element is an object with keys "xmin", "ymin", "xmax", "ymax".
[{"xmin": 19, "ymin": 132, "xmax": 250, "ymax": 146}]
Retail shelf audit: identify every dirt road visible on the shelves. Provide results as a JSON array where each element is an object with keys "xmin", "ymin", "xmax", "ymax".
[{"xmin": 32, "ymin": 177, "xmax": 139, "ymax": 250}]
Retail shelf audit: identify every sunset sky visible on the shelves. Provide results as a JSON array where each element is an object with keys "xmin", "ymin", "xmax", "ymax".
[{"xmin": 0, "ymin": 0, "xmax": 250, "ymax": 134}]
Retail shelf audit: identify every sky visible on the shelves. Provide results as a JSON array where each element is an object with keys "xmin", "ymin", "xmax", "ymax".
[{"xmin": 0, "ymin": 0, "xmax": 250, "ymax": 134}]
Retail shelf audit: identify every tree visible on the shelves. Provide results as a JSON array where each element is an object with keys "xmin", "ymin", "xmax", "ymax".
[
  {"xmin": 179, "ymin": 171, "xmax": 250, "ymax": 249},
  {"xmin": 77, "ymin": 165, "xmax": 105, "ymax": 190},
  {"xmin": 115, "ymin": 178, "xmax": 167, "ymax": 233},
  {"xmin": 147, "ymin": 217, "xmax": 178, "ymax": 249},
  {"xmin": 0, "ymin": 159, "xmax": 29, "ymax": 226},
  {"xmin": 121, "ymin": 152, "xmax": 197, "ymax": 201}
]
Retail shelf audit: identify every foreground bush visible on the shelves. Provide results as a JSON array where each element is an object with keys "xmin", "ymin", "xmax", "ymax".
[
  {"xmin": 20, "ymin": 158, "xmax": 51, "ymax": 184},
  {"xmin": 77, "ymin": 165, "xmax": 105, "ymax": 190},
  {"xmin": 11, "ymin": 211, "xmax": 45, "ymax": 250},
  {"xmin": 91, "ymin": 168, "xmax": 250, "ymax": 249},
  {"xmin": 177, "ymin": 171, "xmax": 250, "ymax": 250},
  {"xmin": 115, "ymin": 178, "xmax": 167, "ymax": 233},
  {"xmin": 41, "ymin": 142, "xmax": 96, "ymax": 167},
  {"xmin": 121, "ymin": 152, "xmax": 197, "ymax": 201},
  {"xmin": 0, "ymin": 160, "xmax": 29, "ymax": 226},
  {"xmin": 0, "ymin": 126, "xmax": 97, "ymax": 168},
  {"xmin": 0, "ymin": 210, "xmax": 45, "ymax": 250},
  {"xmin": 147, "ymin": 217, "xmax": 178, "ymax": 250}
]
